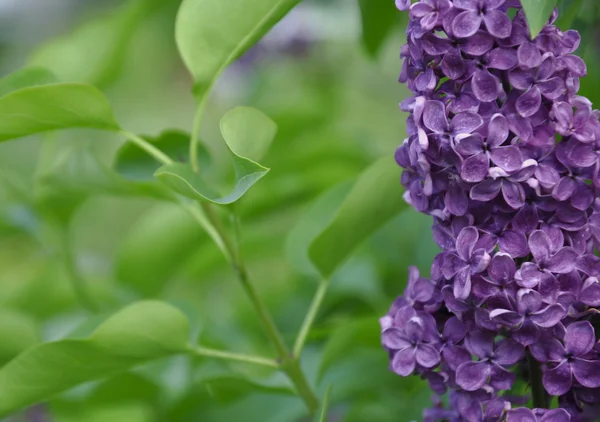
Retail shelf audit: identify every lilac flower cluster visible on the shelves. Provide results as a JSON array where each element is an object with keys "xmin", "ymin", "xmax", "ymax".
[{"xmin": 382, "ymin": 1, "xmax": 600, "ymax": 421}]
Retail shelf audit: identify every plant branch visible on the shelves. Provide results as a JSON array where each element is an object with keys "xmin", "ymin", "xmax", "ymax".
[
  {"xmin": 190, "ymin": 345, "xmax": 278, "ymax": 368},
  {"xmin": 190, "ymin": 95, "xmax": 208, "ymax": 173},
  {"xmin": 528, "ymin": 351, "xmax": 548, "ymax": 409},
  {"xmin": 120, "ymin": 130, "xmax": 173, "ymax": 165},
  {"xmin": 178, "ymin": 200, "xmax": 230, "ymax": 262},
  {"xmin": 293, "ymin": 278, "xmax": 330, "ymax": 357},
  {"xmin": 59, "ymin": 230, "xmax": 98, "ymax": 313}
]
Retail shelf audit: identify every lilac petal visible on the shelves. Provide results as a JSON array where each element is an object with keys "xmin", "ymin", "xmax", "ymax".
[
  {"xmin": 487, "ymin": 48, "xmax": 517, "ymax": 70},
  {"xmin": 513, "ymin": 204, "xmax": 539, "ymax": 234},
  {"xmin": 516, "ymin": 86, "xmax": 542, "ymax": 118},
  {"xmin": 540, "ymin": 409, "xmax": 571, "ymax": 422},
  {"xmin": 538, "ymin": 77, "xmax": 565, "ymax": 100},
  {"xmin": 489, "ymin": 308, "xmax": 523, "ymax": 327},
  {"xmin": 489, "ymin": 365, "xmax": 515, "ymax": 391},
  {"xmin": 571, "ymin": 183, "xmax": 594, "ymax": 211},
  {"xmin": 453, "ymin": 11, "xmax": 482, "ymax": 38},
  {"xmin": 446, "ymin": 183, "xmax": 469, "ymax": 216},
  {"xmin": 572, "ymin": 359, "xmax": 600, "ymax": 388},
  {"xmin": 443, "ymin": 317, "xmax": 466, "ymax": 343},
  {"xmin": 501, "ymin": 180, "xmax": 525, "ymax": 209},
  {"xmin": 530, "ymin": 304, "xmax": 566, "ymax": 328},
  {"xmin": 546, "ymin": 248, "xmax": 578, "ymax": 274},
  {"xmin": 472, "ymin": 69, "xmax": 501, "ymax": 102},
  {"xmin": 456, "ymin": 134, "xmax": 484, "ymax": 156},
  {"xmin": 558, "ymin": 55, "xmax": 587, "ymax": 77},
  {"xmin": 423, "ymin": 100, "xmax": 449, "ymax": 134},
  {"xmin": 456, "ymin": 226, "xmax": 478, "ymax": 261},
  {"xmin": 395, "ymin": 0, "xmax": 411, "ymax": 10},
  {"xmin": 391, "ymin": 347, "xmax": 416, "ymax": 376},
  {"xmin": 488, "ymin": 253, "xmax": 516, "ymax": 283},
  {"xmin": 451, "ymin": 112, "xmax": 484, "ymax": 135},
  {"xmin": 442, "ymin": 253, "xmax": 467, "ymax": 279},
  {"xmin": 490, "ymin": 146, "xmax": 523, "ymax": 172},
  {"xmin": 487, "ymin": 113, "xmax": 509, "ymax": 147},
  {"xmin": 443, "ymin": 344, "xmax": 472, "ymax": 371},
  {"xmin": 465, "ymin": 330, "xmax": 494, "ymax": 358},
  {"xmin": 470, "ymin": 179, "xmax": 502, "ymax": 202},
  {"xmin": 461, "ymin": 152, "xmax": 490, "ymax": 183},
  {"xmin": 507, "ymin": 408, "xmax": 536, "ymax": 422},
  {"xmin": 552, "ymin": 177, "xmax": 576, "ymax": 202},
  {"xmin": 581, "ymin": 279, "xmax": 600, "ymax": 306},
  {"xmin": 543, "ymin": 361, "xmax": 572, "ymax": 396},
  {"xmin": 454, "ymin": 266, "xmax": 472, "ymax": 300},
  {"xmin": 516, "ymin": 262, "xmax": 543, "ymax": 288},
  {"xmin": 494, "ymin": 338, "xmax": 525, "ymax": 365},
  {"xmin": 483, "ymin": 10, "xmax": 511, "ymax": 39},
  {"xmin": 513, "ymin": 318, "xmax": 540, "ymax": 346},
  {"xmin": 442, "ymin": 48, "xmax": 467, "ymax": 80},
  {"xmin": 421, "ymin": 33, "xmax": 452, "ymax": 55},
  {"xmin": 382, "ymin": 328, "xmax": 411, "ymax": 350},
  {"xmin": 530, "ymin": 337, "xmax": 565, "ymax": 363},
  {"xmin": 529, "ymin": 230, "xmax": 551, "ymax": 263},
  {"xmin": 454, "ymin": 0, "xmax": 479, "ymax": 10},
  {"xmin": 498, "ymin": 230, "xmax": 528, "ymax": 258},
  {"xmin": 415, "ymin": 344, "xmax": 440, "ymax": 368},
  {"xmin": 517, "ymin": 288, "xmax": 542, "ymax": 314},
  {"xmin": 517, "ymin": 42, "xmax": 542, "ymax": 69},
  {"xmin": 508, "ymin": 68, "xmax": 534, "ymax": 90},
  {"xmin": 565, "ymin": 321, "xmax": 595, "ymax": 356},
  {"xmin": 461, "ymin": 31, "xmax": 494, "ymax": 55},
  {"xmin": 456, "ymin": 361, "xmax": 491, "ymax": 391}
]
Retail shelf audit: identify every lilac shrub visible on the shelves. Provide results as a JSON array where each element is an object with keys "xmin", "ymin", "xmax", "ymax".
[{"xmin": 381, "ymin": 1, "xmax": 600, "ymax": 420}]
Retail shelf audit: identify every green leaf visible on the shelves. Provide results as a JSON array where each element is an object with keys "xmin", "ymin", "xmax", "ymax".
[
  {"xmin": 358, "ymin": 0, "xmax": 398, "ymax": 58},
  {"xmin": 0, "ymin": 309, "xmax": 39, "ymax": 365},
  {"xmin": 315, "ymin": 385, "xmax": 332, "ymax": 422},
  {"xmin": 556, "ymin": 0, "xmax": 585, "ymax": 29},
  {"xmin": 0, "ymin": 67, "xmax": 57, "ymax": 97},
  {"xmin": 318, "ymin": 317, "xmax": 381, "ymax": 380},
  {"xmin": 0, "ymin": 301, "xmax": 190, "ymax": 416},
  {"xmin": 0, "ymin": 83, "xmax": 119, "ymax": 143},
  {"xmin": 521, "ymin": 0, "xmax": 558, "ymax": 38},
  {"xmin": 116, "ymin": 203, "xmax": 205, "ymax": 296},
  {"xmin": 309, "ymin": 156, "xmax": 406, "ymax": 278},
  {"xmin": 28, "ymin": 0, "xmax": 152, "ymax": 87},
  {"xmin": 156, "ymin": 107, "xmax": 274, "ymax": 204},
  {"xmin": 175, "ymin": 0, "xmax": 301, "ymax": 97},
  {"xmin": 220, "ymin": 106, "xmax": 277, "ymax": 162},
  {"xmin": 286, "ymin": 181, "xmax": 354, "ymax": 275}
]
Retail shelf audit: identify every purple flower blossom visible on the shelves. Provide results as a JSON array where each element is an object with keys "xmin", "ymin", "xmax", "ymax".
[{"xmin": 383, "ymin": 0, "xmax": 600, "ymax": 420}]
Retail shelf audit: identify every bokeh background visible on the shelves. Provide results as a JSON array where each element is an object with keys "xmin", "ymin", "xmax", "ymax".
[{"xmin": 0, "ymin": 0, "xmax": 599, "ymax": 421}]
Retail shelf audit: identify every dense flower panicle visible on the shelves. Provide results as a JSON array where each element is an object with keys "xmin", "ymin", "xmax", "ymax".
[{"xmin": 382, "ymin": 1, "xmax": 600, "ymax": 421}]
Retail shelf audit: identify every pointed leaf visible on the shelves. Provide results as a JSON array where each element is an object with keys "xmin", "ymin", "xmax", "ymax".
[
  {"xmin": 176, "ymin": 0, "xmax": 301, "ymax": 97},
  {"xmin": 155, "ymin": 160, "xmax": 268, "ymax": 205},
  {"xmin": 0, "ymin": 67, "xmax": 57, "ymax": 97},
  {"xmin": 521, "ymin": 0, "xmax": 558, "ymax": 38},
  {"xmin": 309, "ymin": 156, "xmax": 406, "ymax": 277},
  {"xmin": 220, "ymin": 106, "xmax": 277, "ymax": 161},
  {"xmin": 0, "ymin": 301, "xmax": 190, "ymax": 416},
  {"xmin": 358, "ymin": 0, "xmax": 399, "ymax": 58},
  {"xmin": 0, "ymin": 83, "xmax": 119, "ymax": 143}
]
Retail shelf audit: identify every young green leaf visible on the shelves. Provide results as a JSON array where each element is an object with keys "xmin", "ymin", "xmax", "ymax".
[
  {"xmin": 115, "ymin": 204, "xmax": 206, "ymax": 296},
  {"xmin": 0, "ymin": 67, "xmax": 57, "ymax": 97},
  {"xmin": 220, "ymin": 106, "xmax": 277, "ymax": 162},
  {"xmin": 521, "ymin": 0, "xmax": 558, "ymax": 38},
  {"xmin": 0, "ymin": 301, "xmax": 190, "ymax": 416},
  {"xmin": 309, "ymin": 156, "xmax": 406, "ymax": 278},
  {"xmin": 0, "ymin": 83, "xmax": 119, "ymax": 143},
  {"xmin": 0, "ymin": 310, "xmax": 39, "ymax": 365},
  {"xmin": 358, "ymin": 0, "xmax": 399, "ymax": 58},
  {"xmin": 176, "ymin": 0, "xmax": 301, "ymax": 97},
  {"xmin": 28, "ymin": 0, "xmax": 152, "ymax": 87},
  {"xmin": 154, "ymin": 160, "xmax": 268, "ymax": 205}
]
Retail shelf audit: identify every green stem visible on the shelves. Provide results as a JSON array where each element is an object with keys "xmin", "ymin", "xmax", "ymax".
[
  {"xmin": 528, "ymin": 351, "xmax": 548, "ymax": 409},
  {"xmin": 282, "ymin": 359, "xmax": 320, "ymax": 416},
  {"xmin": 59, "ymin": 230, "xmax": 98, "ymax": 313},
  {"xmin": 190, "ymin": 96, "xmax": 208, "ymax": 173},
  {"xmin": 178, "ymin": 200, "xmax": 230, "ymax": 262},
  {"xmin": 190, "ymin": 346, "xmax": 278, "ymax": 368},
  {"xmin": 120, "ymin": 130, "xmax": 173, "ymax": 165},
  {"xmin": 293, "ymin": 278, "xmax": 330, "ymax": 356}
]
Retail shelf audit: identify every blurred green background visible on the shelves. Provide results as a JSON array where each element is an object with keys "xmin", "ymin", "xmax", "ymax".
[{"xmin": 0, "ymin": 0, "xmax": 599, "ymax": 421}]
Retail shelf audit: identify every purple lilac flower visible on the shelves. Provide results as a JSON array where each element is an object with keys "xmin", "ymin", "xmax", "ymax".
[{"xmin": 382, "ymin": 1, "xmax": 600, "ymax": 421}]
